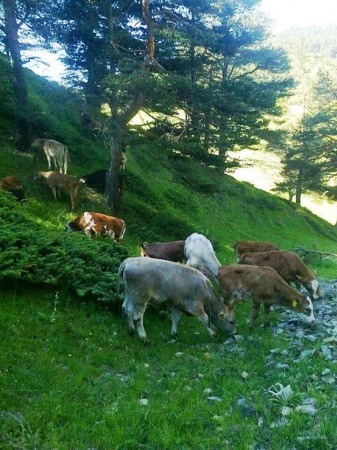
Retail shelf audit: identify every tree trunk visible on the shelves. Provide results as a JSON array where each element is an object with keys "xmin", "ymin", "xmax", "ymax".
[
  {"xmin": 105, "ymin": 128, "xmax": 125, "ymax": 214},
  {"xmin": 295, "ymin": 167, "xmax": 303, "ymax": 205},
  {"xmin": 3, "ymin": 0, "xmax": 31, "ymax": 151}
]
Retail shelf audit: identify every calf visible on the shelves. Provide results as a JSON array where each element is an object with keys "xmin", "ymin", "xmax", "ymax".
[
  {"xmin": 218, "ymin": 264, "xmax": 315, "ymax": 327},
  {"xmin": 184, "ymin": 233, "xmax": 221, "ymax": 280},
  {"xmin": 32, "ymin": 139, "xmax": 69, "ymax": 174},
  {"xmin": 0, "ymin": 176, "xmax": 26, "ymax": 202},
  {"xmin": 66, "ymin": 211, "xmax": 125, "ymax": 242},
  {"xmin": 141, "ymin": 240, "xmax": 185, "ymax": 262},
  {"xmin": 117, "ymin": 257, "xmax": 236, "ymax": 344},
  {"xmin": 233, "ymin": 241, "xmax": 278, "ymax": 260},
  {"xmin": 36, "ymin": 171, "xmax": 84, "ymax": 211},
  {"xmin": 239, "ymin": 250, "xmax": 321, "ymax": 300}
]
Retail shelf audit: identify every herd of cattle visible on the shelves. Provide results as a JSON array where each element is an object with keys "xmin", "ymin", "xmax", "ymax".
[
  {"xmin": 1, "ymin": 139, "xmax": 321, "ymax": 344},
  {"xmin": 119, "ymin": 234, "xmax": 318, "ymax": 344}
]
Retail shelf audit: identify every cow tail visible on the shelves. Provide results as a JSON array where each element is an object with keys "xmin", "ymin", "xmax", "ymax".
[{"xmin": 115, "ymin": 259, "xmax": 127, "ymax": 300}]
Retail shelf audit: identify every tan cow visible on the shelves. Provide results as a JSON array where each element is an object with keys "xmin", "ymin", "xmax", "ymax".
[
  {"xmin": 141, "ymin": 240, "xmax": 185, "ymax": 262},
  {"xmin": 238, "ymin": 250, "xmax": 321, "ymax": 300},
  {"xmin": 32, "ymin": 139, "xmax": 70, "ymax": 174},
  {"xmin": 117, "ymin": 257, "xmax": 236, "ymax": 344},
  {"xmin": 218, "ymin": 265, "xmax": 315, "ymax": 328},
  {"xmin": 0, "ymin": 176, "xmax": 26, "ymax": 202},
  {"xmin": 66, "ymin": 211, "xmax": 125, "ymax": 242},
  {"xmin": 36, "ymin": 171, "xmax": 84, "ymax": 211},
  {"xmin": 233, "ymin": 241, "xmax": 278, "ymax": 261}
]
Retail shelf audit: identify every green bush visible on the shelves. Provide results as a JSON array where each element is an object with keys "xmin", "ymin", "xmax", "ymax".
[{"xmin": 0, "ymin": 191, "xmax": 128, "ymax": 302}]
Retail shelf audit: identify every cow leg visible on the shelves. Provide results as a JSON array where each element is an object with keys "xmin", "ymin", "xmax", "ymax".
[
  {"xmin": 250, "ymin": 302, "xmax": 261, "ymax": 328},
  {"xmin": 50, "ymin": 186, "xmax": 58, "ymax": 201},
  {"xmin": 70, "ymin": 186, "xmax": 78, "ymax": 211},
  {"xmin": 132, "ymin": 303, "xmax": 148, "ymax": 344},
  {"xmin": 45, "ymin": 152, "xmax": 52, "ymax": 170},
  {"xmin": 190, "ymin": 305, "xmax": 216, "ymax": 337},
  {"xmin": 171, "ymin": 307, "xmax": 183, "ymax": 338},
  {"xmin": 58, "ymin": 155, "xmax": 63, "ymax": 174},
  {"xmin": 122, "ymin": 297, "xmax": 136, "ymax": 335},
  {"xmin": 263, "ymin": 303, "xmax": 272, "ymax": 328}
]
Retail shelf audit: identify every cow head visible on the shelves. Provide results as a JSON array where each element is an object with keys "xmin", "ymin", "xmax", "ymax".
[
  {"xmin": 297, "ymin": 275, "xmax": 321, "ymax": 300},
  {"xmin": 212, "ymin": 302, "xmax": 237, "ymax": 336},
  {"xmin": 291, "ymin": 295, "xmax": 315, "ymax": 323}
]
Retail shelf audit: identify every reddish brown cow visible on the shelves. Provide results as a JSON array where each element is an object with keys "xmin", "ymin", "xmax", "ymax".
[
  {"xmin": 218, "ymin": 265, "xmax": 315, "ymax": 327},
  {"xmin": 66, "ymin": 211, "xmax": 125, "ymax": 242},
  {"xmin": 238, "ymin": 250, "xmax": 321, "ymax": 300},
  {"xmin": 0, "ymin": 176, "xmax": 26, "ymax": 202},
  {"xmin": 141, "ymin": 240, "xmax": 185, "ymax": 262},
  {"xmin": 233, "ymin": 241, "xmax": 278, "ymax": 260}
]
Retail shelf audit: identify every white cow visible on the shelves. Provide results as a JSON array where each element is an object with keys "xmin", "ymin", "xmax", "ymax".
[
  {"xmin": 32, "ymin": 139, "xmax": 70, "ymax": 174},
  {"xmin": 117, "ymin": 257, "xmax": 236, "ymax": 344},
  {"xmin": 184, "ymin": 233, "xmax": 221, "ymax": 280}
]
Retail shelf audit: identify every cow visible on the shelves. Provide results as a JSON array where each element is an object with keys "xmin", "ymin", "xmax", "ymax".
[
  {"xmin": 66, "ymin": 211, "xmax": 125, "ymax": 242},
  {"xmin": 117, "ymin": 257, "xmax": 237, "ymax": 344},
  {"xmin": 141, "ymin": 240, "xmax": 185, "ymax": 262},
  {"xmin": 238, "ymin": 250, "xmax": 321, "ymax": 300},
  {"xmin": 184, "ymin": 233, "xmax": 221, "ymax": 281},
  {"xmin": 0, "ymin": 176, "xmax": 26, "ymax": 203},
  {"xmin": 35, "ymin": 171, "xmax": 84, "ymax": 211},
  {"xmin": 218, "ymin": 264, "xmax": 315, "ymax": 328},
  {"xmin": 233, "ymin": 241, "xmax": 278, "ymax": 261},
  {"xmin": 82, "ymin": 170, "xmax": 106, "ymax": 193},
  {"xmin": 32, "ymin": 139, "xmax": 70, "ymax": 174}
]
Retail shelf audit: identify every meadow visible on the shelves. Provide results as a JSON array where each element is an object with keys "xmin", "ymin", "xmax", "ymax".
[{"xmin": 2, "ymin": 68, "xmax": 337, "ymax": 449}]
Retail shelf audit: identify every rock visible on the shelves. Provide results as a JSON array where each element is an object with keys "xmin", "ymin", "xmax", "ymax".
[
  {"xmin": 281, "ymin": 406, "xmax": 293, "ymax": 416},
  {"xmin": 295, "ymin": 404, "xmax": 317, "ymax": 416}
]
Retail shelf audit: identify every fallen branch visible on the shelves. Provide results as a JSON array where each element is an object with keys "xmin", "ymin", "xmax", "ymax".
[{"xmin": 292, "ymin": 247, "xmax": 337, "ymax": 259}]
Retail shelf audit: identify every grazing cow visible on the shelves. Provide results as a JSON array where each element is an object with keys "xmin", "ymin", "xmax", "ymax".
[
  {"xmin": 233, "ymin": 240, "xmax": 278, "ymax": 260},
  {"xmin": 0, "ymin": 176, "xmax": 26, "ymax": 203},
  {"xmin": 238, "ymin": 250, "xmax": 321, "ymax": 300},
  {"xmin": 82, "ymin": 169, "xmax": 106, "ymax": 193},
  {"xmin": 32, "ymin": 139, "xmax": 69, "ymax": 174},
  {"xmin": 36, "ymin": 171, "xmax": 84, "ymax": 211},
  {"xmin": 141, "ymin": 240, "xmax": 185, "ymax": 262},
  {"xmin": 184, "ymin": 233, "xmax": 221, "ymax": 280},
  {"xmin": 218, "ymin": 265, "xmax": 315, "ymax": 327},
  {"xmin": 66, "ymin": 211, "xmax": 125, "ymax": 242},
  {"xmin": 117, "ymin": 257, "xmax": 236, "ymax": 344}
]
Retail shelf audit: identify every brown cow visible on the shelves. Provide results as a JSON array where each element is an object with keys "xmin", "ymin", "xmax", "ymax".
[
  {"xmin": 35, "ymin": 171, "xmax": 84, "ymax": 211},
  {"xmin": 218, "ymin": 265, "xmax": 315, "ymax": 328},
  {"xmin": 141, "ymin": 240, "xmax": 185, "ymax": 262},
  {"xmin": 0, "ymin": 176, "xmax": 26, "ymax": 202},
  {"xmin": 233, "ymin": 241, "xmax": 278, "ymax": 260},
  {"xmin": 238, "ymin": 250, "xmax": 321, "ymax": 300},
  {"xmin": 66, "ymin": 211, "xmax": 125, "ymax": 242}
]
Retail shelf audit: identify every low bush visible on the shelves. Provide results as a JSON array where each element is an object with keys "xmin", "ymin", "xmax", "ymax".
[{"xmin": 0, "ymin": 191, "xmax": 128, "ymax": 302}]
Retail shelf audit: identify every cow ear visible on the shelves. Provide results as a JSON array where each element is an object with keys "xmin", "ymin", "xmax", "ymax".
[
  {"xmin": 292, "ymin": 299, "xmax": 298, "ymax": 307},
  {"xmin": 218, "ymin": 311, "xmax": 226, "ymax": 321}
]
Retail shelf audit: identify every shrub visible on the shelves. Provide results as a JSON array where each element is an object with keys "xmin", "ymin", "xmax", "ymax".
[{"xmin": 0, "ymin": 191, "xmax": 128, "ymax": 302}]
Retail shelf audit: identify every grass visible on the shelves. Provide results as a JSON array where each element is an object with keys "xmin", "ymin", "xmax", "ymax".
[
  {"xmin": 2, "ymin": 285, "xmax": 337, "ymax": 449},
  {"xmin": 2, "ymin": 61, "xmax": 337, "ymax": 448}
]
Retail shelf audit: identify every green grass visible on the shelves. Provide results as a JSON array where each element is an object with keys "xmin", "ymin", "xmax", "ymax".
[
  {"xmin": 1, "ymin": 286, "xmax": 337, "ymax": 449},
  {"xmin": 2, "ymin": 61, "xmax": 337, "ymax": 448}
]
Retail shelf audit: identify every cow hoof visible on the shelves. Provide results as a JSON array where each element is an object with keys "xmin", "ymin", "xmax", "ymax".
[
  {"xmin": 171, "ymin": 332, "xmax": 178, "ymax": 339},
  {"xmin": 141, "ymin": 337, "xmax": 149, "ymax": 346}
]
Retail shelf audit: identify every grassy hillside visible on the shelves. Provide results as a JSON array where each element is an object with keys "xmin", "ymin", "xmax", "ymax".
[{"xmin": 2, "ymin": 63, "xmax": 337, "ymax": 449}]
